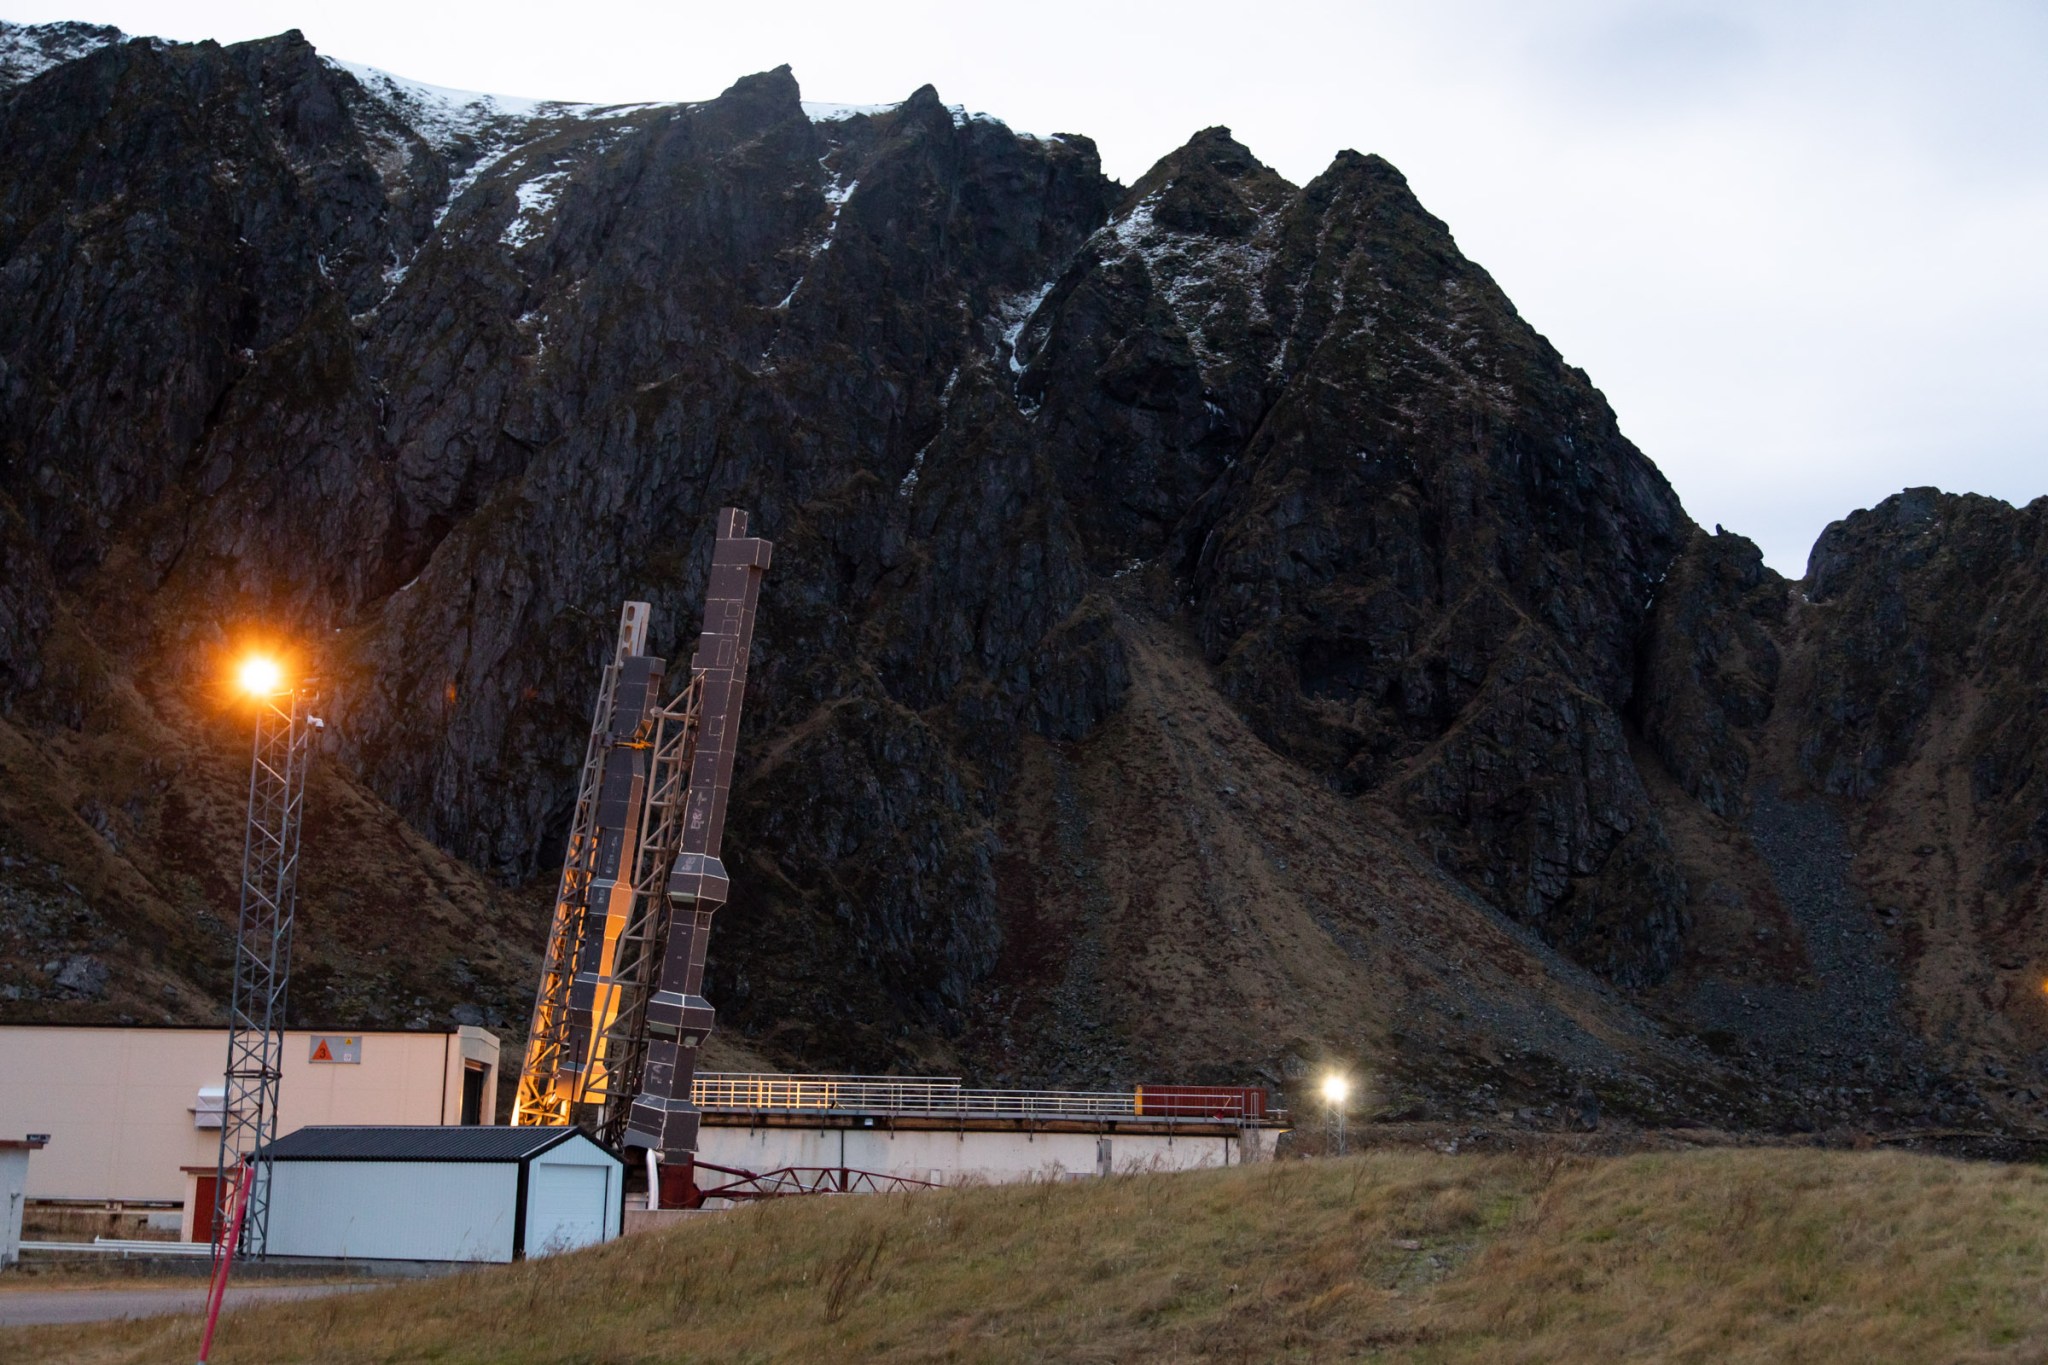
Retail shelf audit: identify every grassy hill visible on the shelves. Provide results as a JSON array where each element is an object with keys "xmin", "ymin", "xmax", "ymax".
[{"xmin": 12, "ymin": 1146, "xmax": 2048, "ymax": 1363}]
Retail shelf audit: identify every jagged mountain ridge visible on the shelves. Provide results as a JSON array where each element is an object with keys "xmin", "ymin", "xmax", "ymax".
[{"xmin": 2, "ymin": 21, "xmax": 2044, "ymax": 1132}]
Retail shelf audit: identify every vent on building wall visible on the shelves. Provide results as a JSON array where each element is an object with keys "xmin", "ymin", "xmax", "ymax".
[{"xmin": 193, "ymin": 1087, "xmax": 227, "ymax": 1129}]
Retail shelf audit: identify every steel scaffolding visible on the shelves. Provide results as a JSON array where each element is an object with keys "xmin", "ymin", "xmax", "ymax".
[
  {"xmin": 584, "ymin": 672, "xmax": 702, "ymax": 1146},
  {"xmin": 514, "ymin": 509, "xmax": 772, "ymax": 1162},
  {"xmin": 210, "ymin": 683, "xmax": 318, "ymax": 1264},
  {"xmin": 514, "ymin": 602, "xmax": 653, "ymax": 1129}
]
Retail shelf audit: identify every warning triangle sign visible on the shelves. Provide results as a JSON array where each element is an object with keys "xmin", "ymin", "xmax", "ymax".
[{"xmin": 311, "ymin": 1040, "xmax": 332, "ymax": 1062}]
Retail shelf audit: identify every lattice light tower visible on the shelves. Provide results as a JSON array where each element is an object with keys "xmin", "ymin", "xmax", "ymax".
[{"xmin": 210, "ymin": 656, "xmax": 321, "ymax": 1264}]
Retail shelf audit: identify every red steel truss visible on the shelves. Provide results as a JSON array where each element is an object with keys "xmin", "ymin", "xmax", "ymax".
[{"xmin": 664, "ymin": 1159, "xmax": 942, "ymax": 1208}]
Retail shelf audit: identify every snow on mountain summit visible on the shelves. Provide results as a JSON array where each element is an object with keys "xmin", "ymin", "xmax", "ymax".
[
  {"xmin": 0, "ymin": 19, "xmax": 125, "ymax": 89},
  {"xmin": 0, "ymin": 23, "xmax": 1040, "ymax": 148},
  {"xmin": 327, "ymin": 57, "xmax": 674, "ymax": 154}
]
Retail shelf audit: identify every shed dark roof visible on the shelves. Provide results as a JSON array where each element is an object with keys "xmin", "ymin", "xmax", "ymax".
[{"xmin": 264, "ymin": 1126, "xmax": 614, "ymax": 1163}]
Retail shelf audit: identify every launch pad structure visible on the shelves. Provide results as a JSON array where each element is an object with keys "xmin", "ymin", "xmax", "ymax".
[
  {"xmin": 512, "ymin": 508, "xmax": 1287, "ymax": 1206},
  {"xmin": 513, "ymin": 508, "xmax": 772, "ymax": 1179}
]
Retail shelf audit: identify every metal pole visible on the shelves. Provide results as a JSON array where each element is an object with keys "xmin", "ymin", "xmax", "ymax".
[{"xmin": 196, "ymin": 1157, "xmax": 253, "ymax": 1363}]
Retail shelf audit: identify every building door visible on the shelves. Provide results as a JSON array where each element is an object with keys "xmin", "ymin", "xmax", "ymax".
[
  {"xmin": 190, "ymin": 1175, "xmax": 218, "ymax": 1243},
  {"xmin": 525, "ymin": 1164, "xmax": 608, "ymax": 1256},
  {"xmin": 461, "ymin": 1063, "xmax": 487, "ymax": 1125}
]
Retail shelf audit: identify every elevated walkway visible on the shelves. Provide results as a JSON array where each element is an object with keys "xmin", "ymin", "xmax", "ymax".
[{"xmin": 692, "ymin": 1073, "xmax": 1286, "ymax": 1138}]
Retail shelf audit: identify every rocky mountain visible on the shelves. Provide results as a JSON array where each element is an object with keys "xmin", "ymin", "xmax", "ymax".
[{"xmin": 2, "ymin": 20, "xmax": 2043, "ymax": 1134}]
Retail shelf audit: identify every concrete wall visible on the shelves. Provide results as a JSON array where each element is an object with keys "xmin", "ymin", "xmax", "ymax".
[
  {"xmin": 695, "ymin": 1125, "xmax": 1277, "ymax": 1190},
  {"xmin": 267, "ymin": 1160, "xmax": 519, "ymax": 1263},
  {"xmin": 0, "ymin": 1026, "xmax": 500, "ymax": 1202}
]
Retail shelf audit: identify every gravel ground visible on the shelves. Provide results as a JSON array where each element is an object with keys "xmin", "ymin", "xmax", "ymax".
[{"xmin": 0, "ymin": 1281, "xmax": 375, "ymax": 1327}]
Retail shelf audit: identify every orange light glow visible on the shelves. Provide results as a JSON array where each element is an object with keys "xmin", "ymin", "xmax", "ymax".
[{"xmin": 237, "ymin": 655, "xmax": 284, "ymax": 697}]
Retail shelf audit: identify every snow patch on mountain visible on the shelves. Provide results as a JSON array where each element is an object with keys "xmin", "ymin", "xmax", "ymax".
[
  {"xmin": 329, "ymin": 58, "xmax": 669, "ymax": 202},
  {"xmin": 822, "ymin": 173, "xmax": 860, "ymax": 216},
  {"xmin": 802, "ymin": 98, "xmax": 1040, "ymax": 140},
  {"xmin": 328, "ymin": 57, "xmax": 676, "ymax": 308},
  {"xmin": 803, "ymin": 101, "xmax": 899, "ymax": 122},
  {"xmin": 775, "ymin": 164, "xmax": 861, "ymax": 309},
  {"xmin": 898, "ymin": 444, "xmax": 928, "ymax": 497},
  {"xmin": 950, "ymin": 104, "xmax": 1042, "ymax": 140},
  {"xmin": 0, "ymin": 19, "xmax": 125, "ymax": 90},
  {"xmin": 328, "ymin": 59, "xmax": 548, "ymax": 151},
  {"xmin": 994, "ymin": 282, "xmax": 1056, "ymax": 374},
  {"xmin": 503, "ymin": 170, "xmax": 570, "ymax": 250},
  {"xmin": 1093, "ymin": 190, "xmax": 1280, "ymax": 368}
]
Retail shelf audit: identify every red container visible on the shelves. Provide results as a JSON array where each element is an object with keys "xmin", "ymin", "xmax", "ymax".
[{"xmin": 1134, "ymin": 1085, "xmax": 1268, "ymax": 1119}]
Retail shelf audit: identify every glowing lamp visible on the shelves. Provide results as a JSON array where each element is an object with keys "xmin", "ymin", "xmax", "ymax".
[
  {"xmin": 237, "ymin": 656, "xmax": 284, "ymax": 697},
  {"xmin": 1320, "ymin": 1074, "xmax": 1350, "ymax": 1106}
]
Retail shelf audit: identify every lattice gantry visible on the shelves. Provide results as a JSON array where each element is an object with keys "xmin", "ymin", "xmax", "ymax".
[{"xmin": 515, "ymin": 509, "xmax": 772, "ymax": 1156}]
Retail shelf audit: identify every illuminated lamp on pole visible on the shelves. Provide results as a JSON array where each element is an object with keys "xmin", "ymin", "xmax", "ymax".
[
  {"xmin": 208, "ymin": 650, "xmax": 323, "ymax": 1274},
  {"xmin": 1321, "ymin": 1072, "xmax": 1350, "ymax": 1156},
  {"xmin": 236, "ymin": 655, "xmax": 283, "ymax": 698}
]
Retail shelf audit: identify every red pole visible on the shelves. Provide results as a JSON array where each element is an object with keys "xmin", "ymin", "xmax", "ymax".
[{"xmin": 197, "ymin": 1159, "xmax": 254, "ymax": 1364}]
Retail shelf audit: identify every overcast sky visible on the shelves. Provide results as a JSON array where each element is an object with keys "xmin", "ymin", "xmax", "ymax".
[{"xmin": 14, "ymin": 1, "xmax": 2044, "ymax": 573}]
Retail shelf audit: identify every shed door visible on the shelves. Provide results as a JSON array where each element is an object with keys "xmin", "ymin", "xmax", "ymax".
[{"xmin": 525, "ymin": 1164, "xmax": 608, "ymax": 1256}]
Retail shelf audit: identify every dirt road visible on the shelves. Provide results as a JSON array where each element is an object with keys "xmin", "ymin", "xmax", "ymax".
[{"xmin": 0, "ymin": 1281, "xmax": 376, "ymax": 1327}]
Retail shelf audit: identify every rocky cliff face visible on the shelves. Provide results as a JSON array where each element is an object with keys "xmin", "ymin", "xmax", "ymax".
[
  {"xmin": 2, "ymin": 21, "xmax": 2043, "ymax": 1133},
  {"xmin": 1788, "ymin": 493, "xmax": 2048, "ymax": 1115}
]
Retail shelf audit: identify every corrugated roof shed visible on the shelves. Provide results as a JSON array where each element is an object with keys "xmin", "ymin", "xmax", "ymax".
[{"xmin": 265, "ymin": 1126, "xmax": 611, "ymax": 1162}]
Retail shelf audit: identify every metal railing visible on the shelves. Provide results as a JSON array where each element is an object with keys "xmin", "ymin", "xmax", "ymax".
[
  {"xmin": 690, "ymin": 1073, "xmax": 1264, "ymax": 1122},
  {"xmin": 18, "ymin": 1238, "xmax": 211, "ymax": 1258}
]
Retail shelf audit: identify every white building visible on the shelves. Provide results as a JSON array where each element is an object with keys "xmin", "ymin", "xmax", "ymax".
[
  {"xmin": 0, "ymin": 1024, "xmax": 499, "ymax": 1238},
  {"xmin": 263, "ymin": 1126, "xmax": 622, "ymax": 1263},
  {"xmin": 2, "ymin": 1135, "xmax": 47, "ymax": 1266}
]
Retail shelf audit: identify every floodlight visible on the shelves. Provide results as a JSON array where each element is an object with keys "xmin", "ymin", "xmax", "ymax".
[{"xmin": 237, "ymin": 656, "xmax": 283, "ymax": 697}]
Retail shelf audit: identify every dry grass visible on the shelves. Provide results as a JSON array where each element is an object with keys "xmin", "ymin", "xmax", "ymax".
[{"xmin": 8, "ymin": 1147, "xmax": 2047, "ymax": 1363}]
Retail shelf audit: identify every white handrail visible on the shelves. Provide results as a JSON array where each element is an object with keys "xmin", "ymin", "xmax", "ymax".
[{"xmin": 17, "ymin": 1238, "xmax": 212, "ymax": 1257}]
